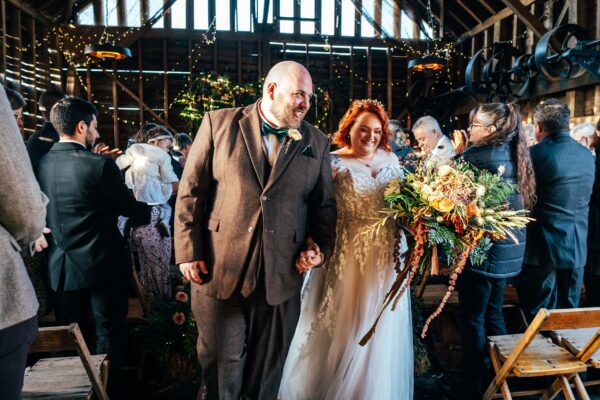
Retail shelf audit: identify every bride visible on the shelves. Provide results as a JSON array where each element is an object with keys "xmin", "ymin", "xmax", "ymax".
[{"xmin": 280, "ymin": 99, "xmax": 413, "ymax": 400}]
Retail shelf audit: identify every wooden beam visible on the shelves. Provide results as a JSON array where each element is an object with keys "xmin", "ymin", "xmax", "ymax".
[
  {"xmin": 93, "ymin": 0, "xmax": 103, "ymax": 26},
  {"xmin": 31, "ymin": 17, "xmax": 38, "ymax": 125},
  {"xmin": 101, "ymin": 70, "xmax": 177, "ymax": 133},
  {"xmin": 447, "ymin": 9, "xmax": 470, "ymax": 31},
  {"xmin": 366, "ymin": 46, "xmax": 372, "ymax": 99},
  {"xmin": 455, "ymin": 0, "xmax": 481, "ymax": 24},
  {"xmin": 374, "ymin": 0, "xmax": 382, "ymax": 37},
  {"xmin": 476, "ymin": 0, "xmax": 495, "ymax": 15},
  {"xmin": 117, "ymin": 0, "xmax": 126, "ymax": 26},
  {"xmin": 455, "ymin": 0, "xmax": 536, "ymax": 45},
  {"xmin": 163, "ymin": 38, "xmax": 168, "ymax": 122},
  {"xmin": 4, "ymin": 0, "xmax": 50, "ymax": 24},
  {"xmin": 386, "ymin": 47, "xmax": 392, "ymax": 115},
  {"xmin": 349, "ymin": 46, "xmax": 354, "ymax": 100},
  {"xmin": 393, "ymin": 0, "xmax": 400, "ymax": 39},
  {"xmin": 137, "ymin": 40, "xmax": 144, "ymax": 123},
  {"xmin": 237, "ymin": 40, "xmax": 242, "ymax": 83},
  {"xmin": 438, "ymin": 0, "xmax": 444, "ymax": 39},
  {"xmin": 112, "ymin": 62, "xmax": 119, "ymax": 147},
  {"xmin": 499, "ymin": 0, "xmax": 549, "ymax": 39},
  {"xmin": 568, "ymin": 0, "xmax": 587, "ymax": 27},
  {"xmin": 86, "ymin": 64, "xmax": 92, "ymax": 102}
]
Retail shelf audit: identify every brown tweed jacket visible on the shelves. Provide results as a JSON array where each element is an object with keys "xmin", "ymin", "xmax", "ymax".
[{"xmin": 175, "ymin": 102, "xmax": 336, "ymax": 305}]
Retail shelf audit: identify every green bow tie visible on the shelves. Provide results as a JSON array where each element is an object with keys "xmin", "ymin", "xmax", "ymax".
[{"xmin": 261, "ymin": 122, "xmax": 288, "ymax": 143}]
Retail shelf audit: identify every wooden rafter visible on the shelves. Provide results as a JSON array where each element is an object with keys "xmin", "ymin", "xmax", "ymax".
[
  {"xmin": 5, "ymin": 0, "xmax": 50, "ymax": 24},
  {"xmin": 455, "ymin": 0, "xmax": 535, "ymax": 45},
  {"xmin": 476, "ymin": 0, "xmax": 495, "ymax": 16},
  {"xmin": 499, "ymin": 0, "xmax": 549, "ymax": 39},
  {"xmin": 454, "ymin": 0, "xmax": 481, "ymax": 24}
]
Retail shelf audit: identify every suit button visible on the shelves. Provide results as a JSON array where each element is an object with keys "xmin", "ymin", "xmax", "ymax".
[
  {"xmin": 248, "ymin": 226, "xmax": 254, "ymax": 233},
  {"xmin": 261, "ymin": 195, "xmax": 268, "ymax": 201}
]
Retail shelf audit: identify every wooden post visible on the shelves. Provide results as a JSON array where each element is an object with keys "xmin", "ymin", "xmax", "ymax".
[
  {"xmin": 112, "ymin": 62, "xmax": 119, "ymax": 147},
  {"xmin": 213, "ymin": 40, "xmax": 218, "ymax": 73},
  {"xmin": 349, "ymin": 46, "xmax": 354, "ymax": 100},
  {"xmin": 15, "ymin": 6, "xmax": 22, "ymax": 90},
  {"xmin": 31, "ymin": 17, "xmax": 38, "ymax": 126},
  {"xmin": 237, "ymin": 40, "xmax": 242, "ymax": 83},
  {"xmin": 393, "ymin": 0, "xmax": 400, "ymax": 39},
  {"xmin": 163, "ymin": 38, "xmax": 169, "ymax": 122},
  {"xmin": 86, "ymin": 64, "xmax": 92, "ymax": 103},
  {"xmin": 140, "ymin": 0, "xmax": 149, "ymax": 24},
  {"xmin": 117, "ymin": 0, "xmax": 126, "ymax": 26},
  {"xmin": 138, "ymin": 40, "xmax": 144, "ymax": 123},
  {"xmin": 354, "ymin": 0, "xmax": 361, "ymax": 37},
  {"xmin": 386, "ymin": 47, "xmax": 392, "ymax": 115},
  {"xmin": 164, "ymin": 0, "xmax": 172, "ymax": 28},
  {"xmin": 374, "ymin": 0, "xmax": 382, "ymax": 37},
  {"xmin": 93, "ymin": 0, "xmax": 103, "ymax": 26},
  {"xmin": 438, "ymin": 0, "xmax": 444, "ymax": 39},
  {"xmin": 366, "ymin": 46, "xmax": 372, "ymax": 99},
  {"xmin": 493, "ymin": 21, "xmax": 501, "ymax": 43}
]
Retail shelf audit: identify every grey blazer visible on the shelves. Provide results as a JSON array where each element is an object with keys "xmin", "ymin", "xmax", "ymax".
[
  {"xmin": 0, "ymin": 87, "xmax": 48, "ymax": 330},
  {"xmin": 175, "ymin": 102, "xmax": 337, "ymax": 305}
]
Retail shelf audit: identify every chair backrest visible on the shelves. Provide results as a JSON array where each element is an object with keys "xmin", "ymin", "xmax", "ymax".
[
  {"xmin": 29, "ymin": 323, "xmax": 110, "ymax": 400},
  {"xmin": 540, "ymin": 308, "xmax": 600, "ymax": 331}
]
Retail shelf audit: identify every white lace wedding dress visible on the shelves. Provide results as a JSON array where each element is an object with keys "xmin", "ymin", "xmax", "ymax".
[{"xmin": 280, "ymin": 158, "xmax": 414, "ymax": 400}]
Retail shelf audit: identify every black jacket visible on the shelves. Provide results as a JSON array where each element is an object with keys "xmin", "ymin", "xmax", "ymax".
[
  {"xmin": 525, "ymin": 131, "xmax": 594, "ymax": 269},
  {"xmin": 27, "ymin": 122, "xmax": 59, "ymax": 170},
  {"xmin": 36, "ymin": 142, "xmax": 151, "ymax": 291},
  {"xmin": 460, "ymin": 143, "xmax": 526, "ymax": 278}
]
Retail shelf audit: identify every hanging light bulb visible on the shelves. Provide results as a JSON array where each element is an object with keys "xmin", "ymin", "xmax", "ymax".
[{"xmin": 408, "ymin": 0, "xmax": 446, "ymax": 73}]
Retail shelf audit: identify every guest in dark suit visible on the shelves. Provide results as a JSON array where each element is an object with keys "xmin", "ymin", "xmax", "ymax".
[
  {"xmin": 584, "ymin": 119, "xmax": 600, "ymax": 306},
  {"xmin": 36, "ymin": 97, "xmax": 151, "ymax": 392},
  {"xmin": 458, "ymin": 103, "xmax": 536, "ymax": 399},
  {"xmin": 5, "ymin": 87, "xmax": 26, "ymax": 131},
  {"xmin": 516, "ymin": 98, "xmax": 595, "ymax": 321},
  {"xmin": 27, "ymin": 88, "xmax": 66, "ymax": 169},
  {"xmin": 175, "ymin": 61, "xmax": 336, "ymax": 400}
]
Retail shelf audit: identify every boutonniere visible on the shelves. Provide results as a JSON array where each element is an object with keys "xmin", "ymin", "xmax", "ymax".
[{"xmin": 283, "ymin": 128, "xmax": 303, "ymax": 154}]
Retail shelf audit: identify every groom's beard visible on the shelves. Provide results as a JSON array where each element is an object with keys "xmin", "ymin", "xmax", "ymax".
[{"xmin": 269, "ymin": 94, "xmax": 307, "ymax": 129}]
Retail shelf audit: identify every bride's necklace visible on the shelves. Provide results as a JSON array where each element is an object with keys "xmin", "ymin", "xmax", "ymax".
[{"xmin": 354, "ymin": 152, "xmax": 375, "ymax": 168}]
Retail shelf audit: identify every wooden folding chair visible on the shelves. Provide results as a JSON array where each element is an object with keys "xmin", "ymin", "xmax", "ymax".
[
  {"xmin": 547, "ymin": 325, "xmax": 600, "ymax": 399},
  {"xmin": 483, "ymin": 308, "xmax": 600, "ymax": 400},
  {"xmin": 21, "ymin": 323, "xmax": 109, "ymax": 400}
]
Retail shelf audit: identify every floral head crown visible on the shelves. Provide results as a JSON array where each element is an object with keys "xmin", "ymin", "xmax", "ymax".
[{"xmin": 351, "ymin": 99, "xmax": 386, "ymax": 111}]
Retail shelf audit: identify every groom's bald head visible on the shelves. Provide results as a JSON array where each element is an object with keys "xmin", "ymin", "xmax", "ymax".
[
  {"xmin": 262, "ymin": 61, "xmax": 311, "ymax": 96},
  {"xmin": 261, "ymin": 61, "xmax": 313, "ymax": 129}
]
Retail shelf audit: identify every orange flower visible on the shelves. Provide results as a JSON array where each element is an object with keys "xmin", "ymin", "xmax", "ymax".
[
  {"xmin": 467, "ymin": 202, "xmax": 480, "ymax": 217},
  {"xmin": 432, "ymin": 198, "xmax": 453, "ymax": 213},
  {"xmin": 175, "ymin": 291, "xmax": 189, "ymax": 302},
  {"xmin": 172, "ymin": 312, "xmax": 186, "ymax": 325}
]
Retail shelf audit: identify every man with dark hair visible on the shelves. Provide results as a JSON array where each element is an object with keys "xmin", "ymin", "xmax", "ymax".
[
  {"xmin": 36, "ymin": 96, "xmax": 151, "ymax": 393},
  {"xmin": 5, "ymin": 87, "xmax": 26, "ymax": 129},
  {"xmin": 516, "ymin": 98, "xmax": 594, "ymax": 321},
  {"xmin": 27, "ymin": 88, "xmax": 66, "ymax": 168}
]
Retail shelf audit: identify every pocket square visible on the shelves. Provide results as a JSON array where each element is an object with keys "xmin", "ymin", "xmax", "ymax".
[{"xmin": 300, "ymin": 145, "xmax": 315, "ymax": 158}]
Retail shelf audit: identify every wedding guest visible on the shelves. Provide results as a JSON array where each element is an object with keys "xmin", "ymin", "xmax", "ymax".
[
  {"xmin": 0, "ymin": 85, "xmax": 48, "ymax": 400},
  {"xmin": 281, "ymin": 99, "xmax": 413, "ymax": 399},
  {"xmin": 116, "ymin": 123, "xmax": 179, "ymax": 297},
  {"xmin": 389, "ymin": 119, "xmax": 412, "ymax": 162},
  {"xmin": 175, "ymin": 61, "xmax": 336, "ymax": 400},
  {"xmin": 458, "ymin": 103, "xmax": 536, "ymax": 399},
  {"xmin": 570, "ymin": 122, "xmax": 596, "ymax": 151},
  {"xmin": 27, "ymin": 88, "xmax": 66, "ymax": 169},
  {"xmin": 516, "ymin": 98, "xmax": 594, "ymax": 321},
  {"xmin": 172, "ymin": 132, "xmax": 193, "ymax": 168},
  {"xmin": 413, "ymin": 115, "xmax": 455, "ymax": 168},
  {"xmin": 5, "ymin": 87, "xmax": 26, "ymax": 130},
  {"xmin": 36, "ymin": 97, "xmax": 151, "ymax": 393},
  {"xmin": 584, "ymin": 118, "xmax": 600, "ymax": 306},
  {"xmin": 403, "ymin": 127, "xmax": 417, "ymax": 148}
]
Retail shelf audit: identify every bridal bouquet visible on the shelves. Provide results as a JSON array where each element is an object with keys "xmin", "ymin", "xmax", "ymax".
[{"xmin": 360, "ymin": 160, "xmax": 532, "ymax": 344}]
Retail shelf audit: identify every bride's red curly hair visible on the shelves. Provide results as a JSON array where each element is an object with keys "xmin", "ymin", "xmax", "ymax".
[{"xmin": 332, "ymin": 99, "xmax": 392, "ymax": 152}]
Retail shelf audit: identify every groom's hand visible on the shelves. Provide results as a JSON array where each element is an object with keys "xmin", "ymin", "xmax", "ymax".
[
  {"xmin": 179, "ymin": 260, "xmax": 208, "ymax": 284},
  {"xmin": 295, "ymin": 241, "xmax": 324, "ymax": 273}
]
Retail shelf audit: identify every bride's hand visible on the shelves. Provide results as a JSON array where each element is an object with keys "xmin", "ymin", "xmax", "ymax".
[{"xmin": 295, "ymin": 241, "xmax": 324, "ymax": 273}]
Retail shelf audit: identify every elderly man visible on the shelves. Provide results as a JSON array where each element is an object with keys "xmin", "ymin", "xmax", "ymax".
[
  {"xmin": 413, "ymin": 115, "xmax": 455, "ymax": 168},
  {"xmin": 175, "ymin": 61, "xmax": 336, "ymax": 399},
  {"xmin": 0, "ymin": 86, "xmax": 48, "ymax": 399},
  {"xmin": 516, "ymin": 99, "xmax": 594, "ymax": 321}
]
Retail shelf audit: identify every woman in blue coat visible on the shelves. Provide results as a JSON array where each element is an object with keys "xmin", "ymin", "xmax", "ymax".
[{"xmin": 458, "ymin": 103, "xmax": 537, "ymax": 399}]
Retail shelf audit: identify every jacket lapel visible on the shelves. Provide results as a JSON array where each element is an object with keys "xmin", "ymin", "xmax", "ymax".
[
  {"xmin": 239, "ymin": 103, "xmax": 267, "ymax": 189},
  {"xmin": 265, "ymin": 122, "xmax": 307, "ymax": 191}
]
